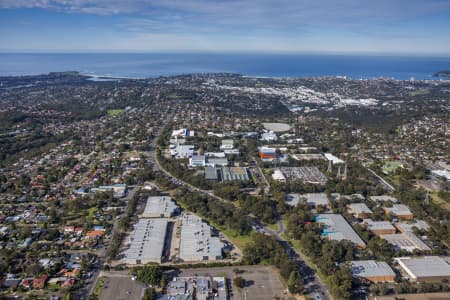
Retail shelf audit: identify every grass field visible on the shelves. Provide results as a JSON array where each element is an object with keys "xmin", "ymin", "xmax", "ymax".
[
  {"xmin": 107, "ymin": 109, "xmax": 124, "ymax": 116},
  {"xmin": 431, "ymin": 192, "xmax": 450, "ymax": 211},
  {"xmin": 409, "ymin": 89, "xmax": 430, "ymax": 96},
  {"xmin": 382, "ymin": 160, "xmax": 402, "ymax": 174}
]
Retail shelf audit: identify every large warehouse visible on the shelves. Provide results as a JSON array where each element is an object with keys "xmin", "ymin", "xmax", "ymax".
[
  {"xmin": 123, "ymin": 218, "xmax": 168, "ymax": 264},
  {"xmin": 350, "ymin": 260, "xmax": 396, "ymax": 283},
  {"xmin": 315, "ymin": 214, "xmax": 366, "ymax": 248},
  {"xmin": 179, "ymin": 213, "xmax": 224, "ymax": 262},
  {"xmin": 141, "ymin": 196, "xmax": 179, "ymax": 218},
  {"xmin": 395, "ymin": 256, "xmax": 450, "ymax": 282}
]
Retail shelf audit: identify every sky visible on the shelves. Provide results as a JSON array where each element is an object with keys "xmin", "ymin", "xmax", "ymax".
[{"xmin": 1, "ymin": 0, "xmax": 450, "ymax": 55}]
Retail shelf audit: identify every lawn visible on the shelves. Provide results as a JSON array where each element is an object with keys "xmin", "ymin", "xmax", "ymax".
[
  {"xmin": 409, "ymin": 89, "xmax": 430, "ymax": 96},
  {"xmin": 430, "ymin": 192, "xmax": 450, "ymax": 212},
  {"xmin": 382, "ymin": 160, "xmax": 402, "ymax": 174},
  {"xmin": 107, "ymin": 109, "xmax": 124, "ymax": 116}
]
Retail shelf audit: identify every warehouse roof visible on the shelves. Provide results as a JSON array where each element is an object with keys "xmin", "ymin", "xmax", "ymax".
[
  {"xmin": 142, "ymin": 196, "xmax": 179, "ymax": 218},
  {"xmin": 363, "ymin": 219, "xmax": 396, "ymax": 232},
  {"xmin": 348, "ymin": 203, "xmax": 373, "ymax": 215},
  {"xmin": 351, "ymin": 260, "xmax": 396, "ymax": 278},
  {"xmin": 380, "ymin": 232, "xmax": 431, "ymax": 252},
  {"xmin": 395, "ymin": 220, "xmax": 430, "ymax": 233},
  {"xmin": 179, "ymin": 213, "xmax": 223, "ymax": 261},
  {"xmin": 395, "ymin": 256, "xmax": 450, "ymax": 280},
  {"xmin": 370, "ymin": 195, "xmax": 398, "ymax": 203},
  {"xmin": 384, "ymin": 204, "xmax": 413, "ymax": 216},
  {"xmin": 124, "ymin": 218, "xmax": 167, "ymax": 263},
  {"xmin": 315, "ymin": 214, "xmax": 366, "ymax": 247}
]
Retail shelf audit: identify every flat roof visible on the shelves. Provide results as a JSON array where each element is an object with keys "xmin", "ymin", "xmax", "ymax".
[
  {"xmin": 179, "ymin": 213, "xmax": 223, "ymax": 261},
  {"xmin": 351, "ymin": 260, "xmax": 396, "ymax": 278},
  {"xmin": 363, "ymin": 219, "xmax": 396, "ymax": 231},
  {"xmin": 348, "ymin": 203, "xmax": 373, "ymax": 215},
  {"xmin": 287, "ymin": 193, "xmax": 329, "ymax": 207},
  {"xmin": 395, "ymin": 256, "xmax": 450, "ymax": 280},
  {"xmin": 370, "ymin": 195, "xmax": 398, "ymax": 203},
  {"xmin": 142, "ymin": 196, "xmax": 179, "ymax": 218},
  {"xmin": 380, "ymin": 232, "xmax": 430, "ymax": 252},
  {"xmin": 315, "ymin": 214, "xmax": 366, "ymax": 247},
  {"xmin": 395, "ymin": 220, "xmax": 430, "ymax": 233},
  {"xmin": 124, "ymin": 218, "xmax": 167, "ymax": 263},
  {"xmin": 384, "ymin": 204, "xmax": 413, "ymax": 216}
]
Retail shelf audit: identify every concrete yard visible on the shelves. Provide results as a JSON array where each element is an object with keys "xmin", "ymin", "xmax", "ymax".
[
  {"xmin": 99, "ymin": 277, "xmax": 146, "ymax": 300},
  {"xmin": 178, "ymin": 265, "xmax": 287, "ymax": 300}
]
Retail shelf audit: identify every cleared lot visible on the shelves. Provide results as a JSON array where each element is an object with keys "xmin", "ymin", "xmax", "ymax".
[
  {"xmin": 178, "ymin": 265, "xmax": 287, "ymax": 300},
  {"xmin": 99, "ymin": 277, "xmax": 146, "ymax": 300}
]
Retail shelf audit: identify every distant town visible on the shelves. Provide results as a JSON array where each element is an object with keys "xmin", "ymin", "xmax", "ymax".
[{"xmin": 0, "ymin": 72, "xmax": 449, "ymax": 300}]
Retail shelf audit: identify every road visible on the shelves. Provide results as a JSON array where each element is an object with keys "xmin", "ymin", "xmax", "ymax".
[
  {"xmin": 80, "ymin": 186, "xmax": 139, "ymax": 299},
  {"xmin": 249, "ymin": 156, "xmax": 331, "ymax": 299},
  {"xmin": 368, "ymin": 168, "xmax": 395, "ymax": 191}
]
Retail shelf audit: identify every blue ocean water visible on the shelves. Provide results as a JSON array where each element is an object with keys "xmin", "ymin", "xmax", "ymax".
[{"xmin": 0, "ymin": 53, "xmax": 449, "ymax": 80}]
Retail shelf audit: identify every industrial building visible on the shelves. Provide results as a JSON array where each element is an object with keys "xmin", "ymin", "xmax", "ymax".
[
  {"xmin": 189, "ymin": 155, "xmax": 206, "ymax": 167},
  {"xmin": 123, "ymin": 218, "xmax": 168, "ymax": 264},
  {"xmin": 179, "ymin": 213, "xmax": 224, "ymax": 261},
  {"xmin": 260, "ymin": 131, "xmax": 278, "ymax": 142},
  {"xmin": 259, "ymin": 147, "xmax": 277, "ymax": 161},
  {"xmin": 370, "ymin": 195, "xmax": 398, "ymax": 203},
  {"xmin": 172, "ymin": 128, "xmax": 195, "ymax": 138},
  {"xmin": 395, "ymin": 256, "xmax": 450, "ymax": 282},
  {"xmin": 221, "ymin": 167, "xmax": 250, "ymax": 182},
  {"xmin": 206, "ymin": 158, "xmax": 228, "ymax": 167},
  {"xmin": 171, "ymin": 143, "xmax": 195, "ymax": 159},
  {"xmin": 272, "ymin": 169, "xmax": 287, "ymax": 182},
  {"xmin": 383, "ymin": 204, "xmax": 414, "ymax": 220},
  {"xmin": 363, "ymin": 219, "xmax": 396, "ymax": 235},
  {"xmin": 395, "ymin": 220, "xmax": 430, "ymax": 233},
  {"xmin": 380, "ymin": 231, "xmax": 431, "ymax": 252},
  {"xmin": 324, "ymin": 153, "xmax": 344, "ymax": 164},
  {"xmin": 315, "ymin": 214, "xmax": 366, "ymax": 248},
  {"xmin": 347, "ymin": 203, "xmax": 373, "ymax": 219},
  {"xmin": 279, "ymin": 167, "xmax": 328, "ymax": 184},
  {"xmin": 205, "ymin": 166, "xmax": 219, "ymax": 181},
  {"xmin": 286, "ymin": 193, "xmax": 329, "ymax": 208},
  {"xmin": 141, "ymin": 196, "xmax": 179, "ymax": 218},
  {"xmin": 350, "ymin": 260, "xmax": 396, "ymax": 283}
]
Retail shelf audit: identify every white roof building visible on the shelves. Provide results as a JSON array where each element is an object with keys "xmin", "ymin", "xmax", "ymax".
[
  {"xmin": 261, "ymin": 131, "xmax": 278, "ymax": 142},
  {"xmin": 370, "ymin": 195, "xmax": 398, "ymax": 203},
  {"xmin": 395, "ymin": 256, "xmax": 450, "ymax": 282},
  {"xmin": 123, "ymin": 218, "xmax": 168, "ymax": 264},
  {"xmin": 324, "ymin": 153, "xmax": 344, "ymax": 164},
  {"xmin": 347, "ymin": 203, "xmax": 373, "ymax": 217},
  {"xmin": 287, "ymin": 193, "xmax": 329, "ymax": 207},
  {"xmin": 272, "ymin": 169, "xmax": 287, "ymax": 182},
  {"xmin": 179, "ymin": 213, "xmax": 223, "ymax": 262},
  {"xmin": 142, "ymin": 196, "xmax": 179, "ymax": 218},
  {"xmin": 350, "ymin": 260, "xmax": 396, "ymax": 282},
  {"xmin": 380, "ymin": 231, "xmax": 431, "ymax": 252},
  {"xmin": 395, "ymin": 220, "xmax": 430, "ymax": 233}
]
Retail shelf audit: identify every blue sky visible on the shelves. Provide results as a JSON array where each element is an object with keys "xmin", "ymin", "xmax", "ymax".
[{"xmin": 1, "ymin": 0, "xmax": 450, "ymax": 55}]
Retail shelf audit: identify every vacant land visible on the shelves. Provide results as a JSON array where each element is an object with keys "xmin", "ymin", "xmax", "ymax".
[
  {"xmin": 179, "ymin": 265, "xmax": 287, "ymax": 300},
  {"xmin": 99, "ymin": 277, "xmax": 146, "ymax": 300}
]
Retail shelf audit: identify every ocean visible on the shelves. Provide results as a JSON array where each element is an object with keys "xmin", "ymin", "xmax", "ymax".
[{"xmin": 0, "ymin": 53, "xmax": 449, "ymax": 80}]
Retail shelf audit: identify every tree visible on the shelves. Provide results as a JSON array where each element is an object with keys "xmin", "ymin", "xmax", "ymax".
[
  {"xmin": 287, "ymin": 270, "xmax": 304, "ymax": 294},
  {"xmin": 234, "ymin": 276, "xmax": 246, "ymax": 288},
  {"xmin": 143, "ymin": 287, "xmax": 157, "ymax": 300}
]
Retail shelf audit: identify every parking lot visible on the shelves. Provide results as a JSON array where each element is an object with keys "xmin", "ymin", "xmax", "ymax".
[
  {"xmin": 99, "ymin": 277, "xmax": 146, "ymax": 300},
  {"xmin": 179, "ymin": 265, "xmax": 287, "ymax": 300}
]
